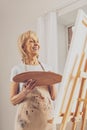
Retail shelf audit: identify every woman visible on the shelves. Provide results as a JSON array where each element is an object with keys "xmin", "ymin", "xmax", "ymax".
[{"xmin": 10, "ymin": 30, "xmax": 57, "ymax": 130}]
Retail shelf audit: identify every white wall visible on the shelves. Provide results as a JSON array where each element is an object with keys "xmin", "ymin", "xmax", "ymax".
[
  {"xmin": 0, "ymin": 0, "xmax": 84, "ymax": 130},
  {"xmin": 0, "ymin": 1, "xmax": 66, "ymax": 130}
]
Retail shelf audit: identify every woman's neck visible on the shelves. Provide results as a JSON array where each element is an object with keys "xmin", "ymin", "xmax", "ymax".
[{"xmin": 24, "ymin": 56, "xmax": 39, "ymax": 65}]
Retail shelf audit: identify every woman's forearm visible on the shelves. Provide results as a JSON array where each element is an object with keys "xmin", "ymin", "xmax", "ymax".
[
  {"xmin": 10, "ymin": 90, "xmax": 28, "ymax": 105},
  {"xmin": 49, "ymin": 85, "xmax": 57, "ymax": 100}
]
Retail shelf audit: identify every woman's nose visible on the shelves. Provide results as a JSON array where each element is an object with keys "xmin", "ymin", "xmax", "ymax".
[
  {"xmin": 34, "ymin": 43, "xmax": 40, "ymax": 48},
  {"xmin": 34, "ymin": 43, "xmax": 38, "ymax": 45},
  {"xmin": 34, "ymin": 43, "xmax": 39, "ymax": 47}
]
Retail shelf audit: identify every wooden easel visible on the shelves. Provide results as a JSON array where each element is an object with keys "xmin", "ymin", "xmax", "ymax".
[
  {"xmin": 71, "ymin": 58, "xmax": 87, "ymax": 130},
  {"xmin": 59, "ymin": 48, "xmax": 87, "ymax": 130},
  {"xmin": 58, "ymin": 10, "xmax": 87, "ymax": 130}
]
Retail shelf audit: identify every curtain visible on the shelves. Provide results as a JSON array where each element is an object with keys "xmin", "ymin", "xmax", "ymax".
[
  {"xmin": 37, "ymin": 12, "xmax": 62, "ymax": 122},
  {"xmin": 37, "ymin": 11, "xmax": 59, "ymax": 73}
]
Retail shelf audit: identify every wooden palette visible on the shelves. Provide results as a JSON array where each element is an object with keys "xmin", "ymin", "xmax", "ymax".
[{"xmin": 13, "ymin": 71, "xmax": 62, "ymax": 86}]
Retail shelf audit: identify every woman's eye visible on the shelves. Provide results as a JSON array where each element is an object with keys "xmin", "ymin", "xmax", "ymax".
[
  {"xmin": 29, "ymin": 40, "xmax": 39, "ymax": 43},
  {"xmin": 30, "ymin": 40, "xmax": 33, "ymax": 43}
]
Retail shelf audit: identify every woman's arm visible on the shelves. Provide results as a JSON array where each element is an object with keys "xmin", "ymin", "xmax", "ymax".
[
  {"xmin": 10, "ymin": 79, "xmax": 37, "ymax": 105},
  {"xmin": 48, "ymin": 85, "xmax": 57, "ymax": 100},
  {"xmin": 10, "ymin": 81, "xmax": 28, "ymax": 105}
]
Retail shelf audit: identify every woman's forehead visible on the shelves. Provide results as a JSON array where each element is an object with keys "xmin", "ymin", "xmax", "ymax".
[
  {"xmin": 30, "ymin": 33, "xmax": 38, "ymax": 39},
  {"xmin": 29, "ymin": 34, "xmax": 38, "ymax": 41}
]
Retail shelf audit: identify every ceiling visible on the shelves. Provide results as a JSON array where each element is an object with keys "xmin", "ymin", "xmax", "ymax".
[{"xmin": 58, "ymin": 4, "xmax": 87, "ymax": 26}]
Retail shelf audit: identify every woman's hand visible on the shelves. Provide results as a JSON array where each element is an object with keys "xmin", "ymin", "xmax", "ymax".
[
  {"xmin": 23, "ymin": 79, "xmax": 37, "ymax": 94},
  {"xmin": 10, "ymin": 79, "xmax": 37, "ymax": 105}
]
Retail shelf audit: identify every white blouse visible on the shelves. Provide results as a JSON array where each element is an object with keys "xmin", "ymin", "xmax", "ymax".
[{"xmin": 10, "ymin": 62, "xmax": 52, "ymax": 91}]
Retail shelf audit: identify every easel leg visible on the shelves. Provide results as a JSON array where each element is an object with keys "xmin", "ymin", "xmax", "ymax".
[
  {"xmin": 81, "ymin": 90, "xmax": 87, "ymax": 130},
  {"xmin": 71, "ymin": 59, "xmax": 87, "ymax": 130},
  {"xmin": 60, "ymin": 53, "xmax": 85, "ymax": 130}
]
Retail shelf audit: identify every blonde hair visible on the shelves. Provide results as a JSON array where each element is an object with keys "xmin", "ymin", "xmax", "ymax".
[{"xmin": 18, "ymin": 30, "xmax": 39, "ymax": 63}]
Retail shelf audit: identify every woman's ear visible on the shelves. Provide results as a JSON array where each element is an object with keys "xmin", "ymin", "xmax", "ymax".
[
  {"xmin": 22, "ymin": 44, "xmax": 27, "ymax": 53},
  {"xmin": 20, "ymin": 44, "xmax": 27, "ymax": 57}
]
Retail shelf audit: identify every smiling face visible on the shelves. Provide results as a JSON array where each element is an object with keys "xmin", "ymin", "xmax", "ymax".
[
  {"xmin": 25, "ymin": 34, "xmax": 40, "ymax": 56},
  {"xmin": 18, "ymin": 31, "xmax": 40, "ymax": 64}
]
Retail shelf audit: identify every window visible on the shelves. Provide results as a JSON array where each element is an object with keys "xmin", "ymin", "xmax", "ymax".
[{"xmin": 67, "ymin": 26, "xmax": 73, "ymax": 50}]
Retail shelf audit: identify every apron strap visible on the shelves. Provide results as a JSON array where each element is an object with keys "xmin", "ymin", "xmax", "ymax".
[{"xmin": 38, "ymin": 61, "xmax": 45, "ymax": 71}]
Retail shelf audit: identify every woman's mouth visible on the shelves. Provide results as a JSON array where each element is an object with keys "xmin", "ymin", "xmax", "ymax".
[{"xmin": 32, "ymin": 46, "xmax": 39, "ymax": 51}]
